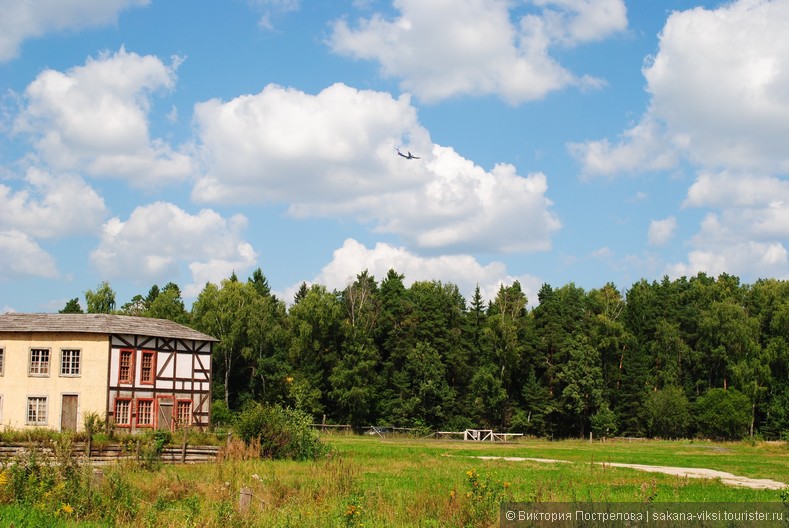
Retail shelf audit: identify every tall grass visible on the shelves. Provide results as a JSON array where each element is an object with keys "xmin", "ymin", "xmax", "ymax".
[{"xmin": 0, "ymin": 435, "xmax": 786, "ymax": 527}]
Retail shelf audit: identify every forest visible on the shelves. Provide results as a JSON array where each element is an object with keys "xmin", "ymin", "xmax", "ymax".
[{"xmin": 64, "ymin": 269, "xmax": 789, "ymax": 441}]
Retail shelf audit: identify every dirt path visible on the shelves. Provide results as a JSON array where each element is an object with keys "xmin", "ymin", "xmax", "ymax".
[{"xmin": 465, "ymin": 456, "xmax": 787, "ymax": 490}]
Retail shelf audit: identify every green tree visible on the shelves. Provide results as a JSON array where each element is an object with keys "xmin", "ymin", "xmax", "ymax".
[
  {"xmin": 649, "ymin": 319, "xmax": 691, "ymax": 390},
  {"xmin": 590, "ymin": 402, "xmax": 618, "ymax": 440},
  {"xmin": 511, "ymin": 368, "xmax": 555, "ymax": 436},
  {"xmin": 147, "ymin": 282, "xmax": 188, "ymax": 323},
  {"xmin": 329, "ymin": 343, "xmax": 382, "ymax": 428},
  {"xmin": 643, "ymin": 385, "xmax": 691, "ymax": 438},
  {"xmin": 59, "ymin": 298, "xmax": 83, "ymax": 314},
  {"xmin": 192, "ymin": 279, "xmax": 264, "ymax": 407},
  {"xmin": 85, "ymin": 281, "xmax": 116, "ymax": 313},
  {"xmin": 287, "ymin": 284, "xmax": 344, "ymax": 417},
  {"xmin": 698, "ymin": 300, "xmax": 760, "ymax": 391},
  {"xmin": 694, "ymin": 388, "xmax": 751, "ymax": 440},
  {"xmin": 468, "ymin": 364, "xmax": 507, "ymax": 428},
  {"xmin": 391, "ymin": 341, "xmax": 454, "ymax": 428},
  {"xmin": 484, "ymin": 281, "xmax": 528, "ymax": 397},
  {"xmin": 558, "ymin": 333, "xmax": 604, "ymax": 438},
  {"xmin": 119, "ymin": 294, "xmax": 146, "ymax": 316}
]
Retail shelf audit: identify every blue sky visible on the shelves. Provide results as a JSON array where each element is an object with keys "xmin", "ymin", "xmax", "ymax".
[{"xmin": 2, "ymin": 0, "xmax": 788, "ymax": 313}]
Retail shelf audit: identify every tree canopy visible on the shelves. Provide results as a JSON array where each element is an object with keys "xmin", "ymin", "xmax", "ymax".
[{"xmin": 62, "ymin": 270, "xmax": 789, "ymax": 440}]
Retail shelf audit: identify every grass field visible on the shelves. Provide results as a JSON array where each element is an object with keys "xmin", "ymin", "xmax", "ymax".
[{"xmin": 1, "ymin": 435, "xmax": 788, "ymax": 527}]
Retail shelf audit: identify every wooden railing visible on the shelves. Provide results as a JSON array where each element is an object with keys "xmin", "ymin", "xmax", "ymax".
[{"xmin": 0, "ymin": 442, "xmax": 220, "ymax": 464}]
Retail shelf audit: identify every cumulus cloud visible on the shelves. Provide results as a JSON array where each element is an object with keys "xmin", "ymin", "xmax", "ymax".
[
  {"xmin": 647, "ymin": 216, "xmax": 676, "ymax": 247},
  {"xmin": 14, "ymin": 48, "xmax": 193, "ymax": 186},
  {"xmin": 194, "ymin": 82, "xmax": 560, "ymax": 253},
  {"xmin": 568, "ymin": 117, "xmax": 678, "ymax": 178},
  {"xmin": 89, "ymin": 202, "xmax": 258, "ymax": 297},
  {"xmin": 667, "ymin": 170, "xmax": 789, "ymax": 279},
  {"xmin": 0, "ymin": 168, "xmax": 106, "ymax": 238},
  {"xmin": 0, "ymin": 230, "xmax": 58, "ymax": 279},
  {"xmin": 0, "ymin": 0, "xmax": 148, "ymax": 62},
  {"xmin": 282, "ymin": 238, "xmax": 543, "ymax": 306},
  {"xmin": 571, "ymin": 0, "xmax": 789, "ymax": 280},
  {"xmin": 328, "ymin": 0, "xmax": 626, "ymax": 104},
  {"xmin": 684, "ymin": 171, "xmax": 789, "ymax": 210},
  {"xmin": 573, "ymin": 0, "xmax": 789, "ymax": 177},
  {"xmin": 644, "ymin": 0, "xmax": 789, "ymax": 173}
]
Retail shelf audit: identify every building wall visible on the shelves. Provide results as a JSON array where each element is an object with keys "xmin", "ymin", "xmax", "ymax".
[
  {"xmin": 0, "ymin": 332, "xmax": 109, "ymax": 432},
  {"xmin": 108, "ymin": 334, "xmax": 212, "ymax": 432}
]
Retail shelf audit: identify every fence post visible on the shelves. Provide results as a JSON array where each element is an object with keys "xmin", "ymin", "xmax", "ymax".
[
  {"xmin": 239, "ymin": 487, "xmax": 252, "ymax": 513},
  {"xmin": 181, "ymin": 427, "xmax": 188, "ymax": 464}
]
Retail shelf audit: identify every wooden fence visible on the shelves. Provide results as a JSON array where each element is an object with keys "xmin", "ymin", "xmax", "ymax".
[{"xmin": 0, "ymin": 442, "xmax": 220, "ymax": 465}]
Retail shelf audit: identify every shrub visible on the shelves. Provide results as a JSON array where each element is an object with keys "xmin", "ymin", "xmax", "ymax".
[
  {"xmin": 643, "ymin": 385, "xmax": 691, "ymax": 438},
  {"xmin": 590, "ymin": 402, "xmax": 618, "ymax": 439},
  {"xmin": 234, "ymin": 403, "xmax": 327, "ymax": 460},
  {"xmin": 694, "ymin": 388, "xmax": 751, "ymax": 440}
]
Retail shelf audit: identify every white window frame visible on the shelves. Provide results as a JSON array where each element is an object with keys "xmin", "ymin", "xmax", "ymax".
[
  {"xmin": 26, "ymin": 396, "xmax": 48, "ymax": 425},
  {"xmin": 29, "ymin": 348, "xmax": 50, "ymax": 376},
  {"xmin": 60, "ymin": 349, "xmax": 81, "ymax": 377},
  {"xmin": 114, "ymin": 398, "xmax": 131, "ymax": 427}
]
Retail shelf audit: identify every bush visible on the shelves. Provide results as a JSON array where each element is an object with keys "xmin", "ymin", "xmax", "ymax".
[
  {"xmin": 694, "ymin": 388, "xmax": 751, "ymax": 440},
  {"xmin": 234, "ymin": 403, "xmax": 327, "ymax": 460},
  {"xmin": 643, "ymin": 385, "xmax": 691, "ymax": 438},
  {"xmin": 590, "ymin": 402, "xmax": 618, "ymax": 439}
]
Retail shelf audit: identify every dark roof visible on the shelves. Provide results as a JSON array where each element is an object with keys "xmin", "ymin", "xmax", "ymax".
[{"xmin": 0, "ymin": 313, "xmax": 218, "ymax": 342}]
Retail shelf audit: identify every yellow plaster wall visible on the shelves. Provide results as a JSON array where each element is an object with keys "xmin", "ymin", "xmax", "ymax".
[{"xmin": 0, "ymin": 332, "xmax": 110, "ymax": 432}]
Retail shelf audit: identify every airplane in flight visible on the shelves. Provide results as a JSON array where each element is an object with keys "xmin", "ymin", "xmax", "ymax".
[{"xmin": 397, "ymin": 148, "xmax": 420, "ymax": 160}]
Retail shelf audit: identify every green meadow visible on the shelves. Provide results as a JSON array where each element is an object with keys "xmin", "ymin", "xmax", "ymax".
[{"xmin": 1, "ymin": 435, "xmax": 788, "ymax": 527}]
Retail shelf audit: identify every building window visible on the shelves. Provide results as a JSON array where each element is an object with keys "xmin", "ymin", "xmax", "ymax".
[
  {"xmin": 26, "ymin": 396, "xmax": 47, "ymax": 425},
  {"xmin": 60, "ymin": 349, "xmax": 81, "ymax": 376},
  {"xmin": 176, "ymin": 400, "xmax": 192, "ymax": 427},
  {"xmin": 137, "ymin": 399, "xmax": 153, "ymax": 427},
  {"xmin": 0, "ymin": 348, "xmax": 4, "ymax": 376},
  {"xmin": 140, "ymin": 351, "xmax": 155, "ymax": 385},
  {"xmin": 114, "ymin": 398, "xmax": 131, "ymax": 426},
  {"xmin": 29, "ymin": 348, "xmax": 50, "ymax": 376},
  {"xmin": 119, "ymin": 349, "xmax": 134, "ymax": 384}
]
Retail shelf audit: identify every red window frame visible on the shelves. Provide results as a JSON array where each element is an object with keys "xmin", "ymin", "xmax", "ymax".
[
  {"xmin": 140, "ymin": 350, "xmax": 156, "ymax": 385},
  {"xmin": 114, "ymin": 398, "xmax": 132, "ymax": 427},
  {"xmin": 118, "ymin": 349, "xmax": 134, "ymax": 384},
  {"xmin": 136, "ymin": 398, "xmax": 154, "ymax": 428}
]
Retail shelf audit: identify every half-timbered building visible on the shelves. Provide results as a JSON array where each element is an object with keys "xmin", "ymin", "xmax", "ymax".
[{"xmin": 0, "ymin": 313, "xmax": 217, "ymax": 433}]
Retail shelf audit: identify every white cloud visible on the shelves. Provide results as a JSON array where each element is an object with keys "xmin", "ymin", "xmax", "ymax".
[
  {"xmin": 574, "ymin": 0, "xmax": 789, "ymax": 176},
  {"xmin": 250, "ymin": 0, "xmax": 300, "ymax": 30},
  {"xmin": 644, "ymin": 0, "xmax": 789, "ymax": 173},
  {"xmin": 669, "ymin": 242, "xmax": 788, "ymax": 280},
  {"xmin": 0, "ymin": 0, "xmax": 148, "ymax": 62},
  {"xmin": 0, "ymin": 230, "xmax": 58, "ymax": 279},
  {"xmin": 532, "ymin": 0, "xmax": 628, "ymax": 46},
  {"xmin": 668, "ymin": 210, "xmax": 789, "ymax": 280},
  {"xmin": 89, "ymin": 202, "xmax": 257, "ymax": 297},
  {"xmin": 194, "ymin": 82, "xmax": 561, "ymax": 253},
  {"xmin": 14, "ymin": 48, "xmax": 193, "ymax": 186},
  {"xmin": 572, "ymin": 0, "xmax": 789, "ymax": 280},
  {"xmin": 0, "ymin": 168, "xmax": 106, "ymax": 238},
  {"xmin": 670, "ymin": 171, "xmax": 789, "ymax": 279},
  {"xmin": 328, "ymin": 0, "xmax": 626, "ymax": 104},
  {"xmin": 684, "ymin": 171, "xmax": 789, "ymax": 209},
  {"xmin": 569, "ymin": 117, "xmax": 678, "ymax": 178},
  {"xmin": 282, "ymin": 238, "xmax": 542, "ymax": 306},
  {"xmin": 647, "ymin": 216, "xmax": 676, "ymax": 247}
]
